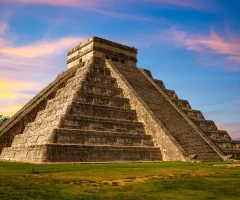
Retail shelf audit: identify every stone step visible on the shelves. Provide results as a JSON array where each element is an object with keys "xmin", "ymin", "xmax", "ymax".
[
  {"xmin": 190, "ymin": 118, "xmax": 218, "ymax": 131},
  {"xmin": 154, "ymin": 79, "xmax": 166, "ymax": 90},
  {"xmin": 164, "ymin": 89, "xmax": 178, "ymax": 100},
  {"xmin": 23, "ymin": 116, "xmax": 59, "ymax": 130},
  {"xmin": 89, "ymin": 66, "xmax": 111, "ymax": 76},
  {"xmin": 167, "ymin": 128, "xmax": 222, "ymax": 161},
  {"xmin": 173, "ymin": 136, "xmax": 199, "ymax": 144},
  {"xmin": 85, "ymin": 73, "xmax": 117, "ymax": 88},
  {"xmin": 184, "ymin": 146, "xmax": 219, "ymax": 153},
  {"xmin": 89, "ymin": 62, "xmax": 106, "ymax": 69},
  {"xmin": 173, "ymin": 99, "xmax": 191, "ymax": 109},
  {"xmin": 55, "ymin": 85, "xmax": 77, "ymax": 97},
  {"xmin": 82, "ymin": 80, "xmax": 119, "ymax": 91},
  {"xmin": 65, "ymin": 76, "xmax": 81, "ymax": 87},
  {"xmin": 216, "ymin": 142, "xmax": 240, "ymax": 159},
  {"xmin": 44, "ymin": 144, "xmax": 162, "ymax": 162},
  {"xmin": 45, "ymin": 93, "xmax": 75, "ymax": 110},
  {"xmin": 53, "ymin": 128, "xmax": 154, "ymax": 146},
  {"xmin": 69, "ymin": 103, "xmax": 138, "ymax": 121},
  {"xmin": 81, "ymin": 82, "xmax": 123, "ymax": 97},
  {"xmin": 61, "ymin": 116, "xmax": 146, "ymax": 134},
  {"xmin": 213, "ymin": 140, "xmax": 240, "ymax": 150},
  {"xmin": 55, "ymin": 87, "xmax": 66, "ymax": 97},
  {"xmin": 203, "ymin": 130, "xmax": 231, "ymax": 141},
  {"xmin": 181, "ymin": 108, "xmax": 205, "ymax": 120},
  {"xmin": 75, "ymin": 93, "xmax": 131, "ymax": 109},
  {"xmin": 35, "ymin": 109, "xmax": 62, "ymax": 121},
  {"xmin": 65, "ymin": 67, "xmax": 88, "ymax": 86}
]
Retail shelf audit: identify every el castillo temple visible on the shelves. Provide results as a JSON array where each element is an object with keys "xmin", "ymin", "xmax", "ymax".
[{"xmin": 0, "ymin": 37, "xmax": 240, "ymax": 163}]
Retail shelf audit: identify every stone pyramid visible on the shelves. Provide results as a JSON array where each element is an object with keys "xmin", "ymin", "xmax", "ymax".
[{"xmin": 0, "ymin": 37, "xmax": 239, "ymax": 163}]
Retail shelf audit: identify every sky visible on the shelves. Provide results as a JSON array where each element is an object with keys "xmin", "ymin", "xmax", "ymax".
[{"xmin": 0, "ymin": 0, "xmax": 239, "ymax": 140}]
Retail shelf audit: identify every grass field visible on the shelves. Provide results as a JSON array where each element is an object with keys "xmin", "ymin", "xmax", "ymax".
[{"xmin": 0, "ymin": 161, "xmax": 239, "ymax": 200}]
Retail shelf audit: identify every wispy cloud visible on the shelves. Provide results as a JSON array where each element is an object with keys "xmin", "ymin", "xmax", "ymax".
[
  {"xmin": 2, "ymin": 0, "xmax": 167, "ymax": 24},
  {"xmin": 0, "ymin": 16, "xmax": 86, "ymax": 71},
  {"xmin": 0, "ymin": 78, "xmax": 43, "ymax": 116},
  {"xmin": 145, "ymin": 0, "xmax": 213, "ymax": 10},
  {"xmin": 170, "ymin": 27, "xmax": 240, "ymax": 56},
  {"xmin": 167, "ymin": 27, "xmax": 240, "ymax": 70},
  {"xmin": 0, "ymin": 102, "xmax": 25, "ymax": 116},
  {"xmin": 2, "ymin": 0, "xmax": 102, "ymax": 8},
  {"xmin": 0, "ymin": 79, "xmax": 42, "ymax": 99},
  {"xmin": 0, "ymin": 20, "xmax": 86, "ymax": 58},
  {"xmin": 0, "ymin": 36, "xmax": 86, "ymax": 58},
  {"xmin": 87, "ymin": 8, "xmax": 168, "ymax": 24},
  {"xmin": 4, "ymin": 0, "xmax": 214, "ymax": 11}
]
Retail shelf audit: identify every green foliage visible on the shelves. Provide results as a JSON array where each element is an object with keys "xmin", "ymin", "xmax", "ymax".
[
  {"xmin": 0, "ymin": 162, "xmax": 239, "ymax": 199},
  {"xmin": 0, "ymin": 115, "xmax": 10, "ymax": 126}
]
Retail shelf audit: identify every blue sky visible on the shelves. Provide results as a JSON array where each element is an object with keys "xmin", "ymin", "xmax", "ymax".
[{"xmin": 0, "ymin": 0, "xmax": 239, "ymax": 139}]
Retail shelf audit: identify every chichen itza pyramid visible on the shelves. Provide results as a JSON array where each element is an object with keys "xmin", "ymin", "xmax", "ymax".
[{"xmin": 0, "ymin": 37, "xmax": 239, "ymax": 162}]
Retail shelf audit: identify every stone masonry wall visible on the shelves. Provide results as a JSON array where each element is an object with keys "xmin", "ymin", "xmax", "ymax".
[
  {"xmin": 0, "ymin": 60, "xmax": 92, "ymax": 162},
  {"xmin": 0, "ymin": 65, "xmax": 79, "ymax": 154}
]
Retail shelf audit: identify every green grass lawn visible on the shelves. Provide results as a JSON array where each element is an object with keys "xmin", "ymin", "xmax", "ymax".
[{"xmin": 0, "ymin": 161, "xmax": 239, "ymax": 200}]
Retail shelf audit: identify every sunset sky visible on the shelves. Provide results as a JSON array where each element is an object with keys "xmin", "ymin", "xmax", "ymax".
[{"xmin": 0, "ymin": 0, "xmax": 239, "ymax": 140}]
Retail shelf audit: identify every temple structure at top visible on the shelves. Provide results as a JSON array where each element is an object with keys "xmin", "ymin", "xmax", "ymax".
[{"xmin": 67, "ymin": 36, "xmax": 138, "ymax": 68}]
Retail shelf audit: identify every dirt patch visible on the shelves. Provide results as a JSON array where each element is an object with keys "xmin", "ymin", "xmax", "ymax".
[
  {"xmin": 106, "ymin": 177, "xmax": 150, "ymax": 186},
  {"xmin": 214, "ymin": 164, "xmax": 240, "ymax": 168},
  {"xmin": 104, "ymin": 174, "xmax": 181, "ymax": 186},
  {"xmin": 23, "ymin": 172, "xmax": 200, "ymax": 187}
]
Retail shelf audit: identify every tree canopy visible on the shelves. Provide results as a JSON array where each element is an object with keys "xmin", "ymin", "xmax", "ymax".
[{"xmin": 0, "ymin": 115, "xmax": 10, "ymax": 126}]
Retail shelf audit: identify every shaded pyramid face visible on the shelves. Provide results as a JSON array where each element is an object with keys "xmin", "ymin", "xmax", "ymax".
[
  {"xmin": 0, "ymin": 36, "xmax": 239, "ymax": 163},
  {"xmin": 0, "ymin": 57, "xmax": 161, "ymax": 162}
]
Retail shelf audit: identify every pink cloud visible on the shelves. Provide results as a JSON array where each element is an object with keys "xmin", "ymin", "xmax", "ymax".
[
  {"xmin": 229, "ymin": 56, "xmax": 240, "ymax": 62},
  {"xmin": 168, "ymin": 27, "xmax": 240, "ymax": 70},
  {"xmin": 0, "ymin": 21, "xmax": 86, "ymax": 58},
  {"xmin": 171, "ymin": 28, "xmax": 240, "ymax": 55},
  {"xmin": 0, "ymin": 36, "xmax": 86, "ymax": 58},
  {"xmin": 2, "ymin": 0, "xmax": 101, "ymax": 8}
]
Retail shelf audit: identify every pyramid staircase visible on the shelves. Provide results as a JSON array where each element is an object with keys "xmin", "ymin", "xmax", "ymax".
[
  {"xmin": 106, "ymin": 61, "xmax": 224, "ymax": 161},
  {"xmin": 0, "ymin": 57, "xmax": 161, "ymax": 162},
  {"xmin": 152, "ymin": 75, "xmax": 240, "ymax": 160}
]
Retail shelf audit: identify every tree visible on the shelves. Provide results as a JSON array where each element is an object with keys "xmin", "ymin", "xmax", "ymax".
[{"xmin": 0, "ymin": 115, "xmax": 10, "ymax": 126}]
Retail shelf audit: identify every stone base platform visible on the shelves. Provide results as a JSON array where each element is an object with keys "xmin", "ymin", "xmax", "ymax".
[{"xmin": 1, "ymin": 144, "xmax": 161, "ymax": 163}]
